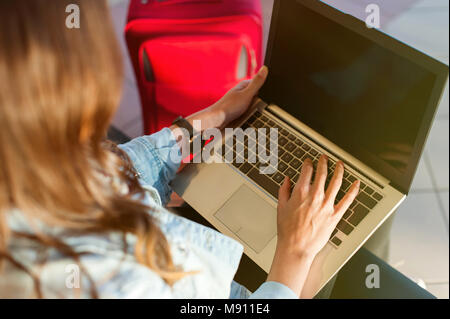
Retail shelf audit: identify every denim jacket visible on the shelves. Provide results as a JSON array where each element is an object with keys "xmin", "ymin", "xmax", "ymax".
[{"xmin": 3, "ymin": 128, "xmax": 297, "ymax": 299}]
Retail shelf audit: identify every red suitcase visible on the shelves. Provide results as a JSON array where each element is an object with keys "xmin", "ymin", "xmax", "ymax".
[{"xmin": 125, "ymin": 0, "xmax": 263, "ymax": 134}]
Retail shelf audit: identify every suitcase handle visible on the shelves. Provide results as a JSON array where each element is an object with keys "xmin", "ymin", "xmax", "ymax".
[
  {"xmin": 142, "ymin": 49, "xmax": 154, "ymax": 82},
  {"xmin": 237, "ymin": 44, "xmax": 257, "ymax": 80}
]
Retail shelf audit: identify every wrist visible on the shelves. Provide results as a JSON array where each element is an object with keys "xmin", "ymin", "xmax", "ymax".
[
  {"xmin": 206, "ymin": 107, "xmax": 226, "ymax": 129},
  {"xmin": 274, "ymin": 243, "xmax": 316, "ymax": 265},
  {"xmin": 267, "ymin": 246, "xmax": 315, "ymax": 297},
  {"xmin": 275, "ymin": 239, "xmax": 317, "ymax": 264},
  {"xmin": 186, "ymin": 107, "xmax": 226, "ymax": 131}
]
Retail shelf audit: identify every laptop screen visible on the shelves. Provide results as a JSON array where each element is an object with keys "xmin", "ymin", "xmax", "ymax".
[{"xmin": 260, "ymin": 0, "xmax": 446, "ymax": 192}]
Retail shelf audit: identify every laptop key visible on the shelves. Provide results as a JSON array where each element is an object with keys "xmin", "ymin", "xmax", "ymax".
[
  {"xmin": 247, "ymin": 168, "xmax": 280, "ymax": 198},
  {"xmin": 331, "ymin": 236, "xmax": 342, "ymax": 246},
  {"xmin": 290, "ymin": 158, "xmax": 301, "ymax": 169},
  {"xmin": 293, "ymin": 148, "xmax": 305, "ymax": 159},
  {"xmin": 253, "ymin": 120, "xmax": 264, "ymax": 128},
  {"xmin": 239, "ymin": 163, "xmax": 252, "ymax": 174},
  {"xmin": 343, "ymin": 209, "xmax": 352, "ymax": 219},
  {"xmin": 373, "ymin": 192, "xmax": 383, "ymax": 201},
  {"xmin": 365, "ymin": 186, "xmax": 374, "ymax": 195},
  {"xmin": 279, "ymin": 136, "xmax": 288, "ymax": 146},
  {"xmin": 278, "ymin": 148, "xmax": 285, "ymax": 156},
  {"xmin": 348, "ymin": 204, "xmax": 370, "ymax": 226},
  {"xmin": 285, "ymin": 167, "xmax": 296, "ymax": 179},
  {"xmin": 301, "ymin": 144, "xmax": 311, "ymax": 151},
  {"xmin": 281, "ymin": 153, "xmax": 293, "ymax": 163},
  {"xmin": 278, "ymin": 161, "xmax": 288, "ymax": 172},
  {"xmin": 253, "ymin": 119, "xmax": 264, "ymax": 128},
  {"xmin": 285, "ymin": 142, "xmax": 295, "ymax": 152},
  {"xmin": 336, "ymin": 220, "xmax": 354, "ymax": 235},
  {"xmin": 273, "ymin": 172, "xmax": 285, "ymax": 184},
  {"xmin": 357, "ymin": 192, "xmax": 377, "ymax": 209}
]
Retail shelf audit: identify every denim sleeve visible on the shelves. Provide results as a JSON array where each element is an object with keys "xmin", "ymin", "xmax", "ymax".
[
  {"xmin": 118, "ymin": 128, "xmax": 181, "ymax": 205},
  {"xmin": 249, "ymin": 281, "xmax": 298, "ymax": 299},
  {"xmin": 230, "ymin": 281, "xmax": 252, "ymax": 299}
]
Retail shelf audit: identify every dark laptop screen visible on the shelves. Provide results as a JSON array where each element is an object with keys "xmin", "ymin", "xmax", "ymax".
[{"xmin": 260, "ymin": 0, "xmax": 441, "ymax": 192}]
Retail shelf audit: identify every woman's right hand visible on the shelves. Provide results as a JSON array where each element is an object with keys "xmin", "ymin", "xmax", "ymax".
[{"xmin": 267, "ymin": 155, "xmax": 360, "ymax": 297}]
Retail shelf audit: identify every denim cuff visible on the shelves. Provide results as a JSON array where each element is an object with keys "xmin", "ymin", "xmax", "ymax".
[{"xmin": 249, "ymin": 281, "xmax": 298, "ymax": 299}]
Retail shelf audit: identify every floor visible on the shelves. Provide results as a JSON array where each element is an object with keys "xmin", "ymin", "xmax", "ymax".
[{"xmin": 109, "ymin": 0, "xmax": 449, "ymax": 298}]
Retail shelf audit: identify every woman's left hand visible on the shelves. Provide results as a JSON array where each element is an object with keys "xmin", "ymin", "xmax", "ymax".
[
  {"xmin": 184, "ymin": 66, "xmax": 268, "ymax": 130},
  {"xmin": 210, "ymin": 66, "xmax": 269, "ymax": 128}
]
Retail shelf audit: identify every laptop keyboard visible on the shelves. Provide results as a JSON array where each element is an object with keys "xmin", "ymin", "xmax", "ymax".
[{"xmin": 221, "ymin": 111, "xmax": 384, "ymax": 248}]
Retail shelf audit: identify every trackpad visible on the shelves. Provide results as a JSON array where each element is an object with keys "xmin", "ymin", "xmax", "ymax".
[{"xmin": 214, "ymin": 185, "xmax": 277, "ymax": 253}]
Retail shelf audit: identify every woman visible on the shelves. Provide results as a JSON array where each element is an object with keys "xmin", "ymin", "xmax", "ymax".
[{"xmin": 0, "ymin": 0, "xmax": 359, "ymax": 298}]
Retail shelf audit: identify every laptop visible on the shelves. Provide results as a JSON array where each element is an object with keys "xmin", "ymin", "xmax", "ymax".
[{"xmin": 172, "ymin": 0, "xmax": 449, "ymax": 296}]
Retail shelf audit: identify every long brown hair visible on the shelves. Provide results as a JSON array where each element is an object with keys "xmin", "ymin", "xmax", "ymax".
[{"xmin": 0, "ymin": 0, "xmax": 184, "ymax": 298}]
